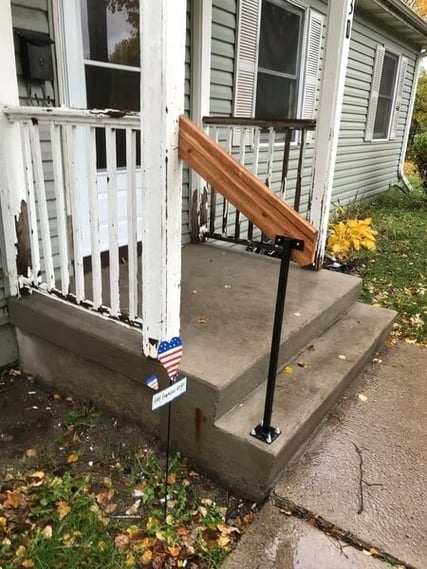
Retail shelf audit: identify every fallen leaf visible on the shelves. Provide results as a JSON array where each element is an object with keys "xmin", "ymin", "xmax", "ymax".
[
  {"xmin": 168, "ymin": 546, "xmax": 181, "ymax": 557},
  {"xmin": 198, "ymin": 506, "xmax": 208, "ymax": 517},
  {"xmin": 362, "ymin": 549, "xmax": 373, "ymax": 556},
  {"xmin": 167, "ymin": 473, "xmax": 176, "ymax": 485},
  {"xmin": 284, "ymin": 366, "xmax": 293, "ymax": 374},
  {"xmin": 224, "ymin": 284, "xmax": 232, "ymax": 289},
  {"xmin": 21, "ymin": 560, "xmax": 34, "ymax": 568},
  {"xmin": 104, "ymin": 503, "xmax": 118, "ymax": 514},
  {"xmin": 16, "ymin": 545, "xmax": 26, "ymax": 558},
  {"xmin": 25, "ymin": 448, "xmax": 37, "ymax": 458},
  {"xmin": 358, "ymin": 394, "xmax": 368, "ymax": 402},
  {"xmin": 197, "ymin": 316, "xmax": 208, "ymax": 325},
  {"xmin": 140, "ymin": 550, "xmax": 153, "ymax": 565},
  {"xmin": 307, "ymin": 344, "xmax": 316, "ymax": 351},
  {"xmin": 29, "ymin": 471, "xmax": 45, "ymax": 479},
  {"xmin": 115, "ymin": 534, "xmax": 130, "ymax": 549},
  {"xmin": 98, "ymin": 541, "xmax": 106, "ymax": 552},
  {"xmin": 125, "ymin": 553, "xmax": 136, "ymax": 566},
  {"xmin": 6, "ymin": 491, "xmax": 23, "ymax": 509},
  {"xmin": 218, "ymin": 535, "xmax": 231, "ymax": 548},
  {"xmin": 404, "ymin": 338, "xmax": 417, "ymax": 344},
  {"xmin": 56, "ymin": 502, "xmax": 71, "ymax": 520},
  {"xmin": 67, "ymin": 453, "xmax": 79, "ymax": 464},
  {"xmin": 294, "ymin": 312, "xmax": 301, "ymax": 317},
  {"xmin": 53, "ymin": 393, "xmax": 61, "ymax": 400},
  {"xmin": 0, "ymin": 517, "xmax": 6, "ymax": 527},
  {"xmin": 338, "ymin": 354, "xmax": 346, "ymax": 360},
  {"xmin": 42, "ymin": 525, "xmax": 53, "ymax": 539},
  {"xmin": 297, "ymin": 361, "xmax": 308, "ymax": 368}
]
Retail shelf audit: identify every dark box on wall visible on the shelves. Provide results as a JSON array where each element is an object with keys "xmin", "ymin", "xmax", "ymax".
[{"xmin": 16, "ymin": 29, "xmax": 54, "ymax": 81}]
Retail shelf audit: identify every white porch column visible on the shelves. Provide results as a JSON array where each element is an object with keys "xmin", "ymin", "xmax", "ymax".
[
  {"xmin": 0, "ymin": 1, "xmax": 27, "ymax": 296},
  {"xmin": 309, "ymin": 0, "xmax": 355, "ymax": 268},
  {"xmin": 140, "ymin": 0, "xmax": 186, "ymax": 357}
]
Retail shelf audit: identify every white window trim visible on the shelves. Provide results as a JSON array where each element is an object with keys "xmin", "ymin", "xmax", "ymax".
[
  {"xmin": 233, "ymin": 0, "xmax": 323, "ymax": 146},
  {"xmin": 365, "ymin": 44, "xmax": 408, "ymax": 143}
]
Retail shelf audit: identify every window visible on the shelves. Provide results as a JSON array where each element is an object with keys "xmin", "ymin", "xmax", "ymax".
[
  {"xmin": 255, "ymin": 1, "xmax": 304, "ymax": 119},
  {"xmin": 80, "ymin": 0, "xmax": 140, "ymax": 167},
  {"xmin": 233, "ymin": 0, "xmax": 324, "ymax": 143},
  {"xmin": 365, "ymin": 46, "xmax": 408, "ymax": 142}
]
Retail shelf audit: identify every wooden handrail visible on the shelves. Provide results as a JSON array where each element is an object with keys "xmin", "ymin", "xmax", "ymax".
[{"xmin": 179, "ymin": 115, "xmax": 317, "ymax": 266}]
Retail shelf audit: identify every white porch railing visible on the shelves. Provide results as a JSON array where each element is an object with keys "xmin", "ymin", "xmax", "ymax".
[
  {"xmin": 199, "ymin": 117, "xmax": 316, "ymax": 244},
  {"xmin": 4, "ymin": 106, "xmax": 142, "ymax": 324}
]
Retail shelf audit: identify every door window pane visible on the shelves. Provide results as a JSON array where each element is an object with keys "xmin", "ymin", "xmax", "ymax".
[{"xmin": 81, "ymin": 0, "xmax": 140, "ymax": 67}]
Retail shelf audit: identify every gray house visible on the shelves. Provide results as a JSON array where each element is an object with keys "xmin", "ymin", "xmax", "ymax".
[{"xmin": 0, "ymin": 0, "xmax": 426, "ymax": 496}]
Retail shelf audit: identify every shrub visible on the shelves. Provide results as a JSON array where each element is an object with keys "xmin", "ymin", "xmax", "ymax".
[
  {"xmin": 411, "ymin": 132, "xmax": 427, "ymax": 191},
  {"xmin": 327, "ymin": 218, "xmax": 377, "ymax": 260}
]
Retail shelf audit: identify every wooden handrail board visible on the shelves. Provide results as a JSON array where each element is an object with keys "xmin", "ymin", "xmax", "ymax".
[{"xmin": 178, "ymin": 115, "xmax": 317, "ymax": 266}]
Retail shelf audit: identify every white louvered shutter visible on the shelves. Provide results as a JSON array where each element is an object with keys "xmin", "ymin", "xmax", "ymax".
[
  {"xmin": 302, "ymin": 9, "xmax": 324, "ymax": 143},
  {"xmin": 390, "ymin": 56, "xmax": 408, "ymax": 140},
  {"xmin": 365, "ymin": 45, "xmax": 385, "ymax": 142},
  {"xmin": 233, "ymin": 0, "xmax": 261, "ymax": 144}
]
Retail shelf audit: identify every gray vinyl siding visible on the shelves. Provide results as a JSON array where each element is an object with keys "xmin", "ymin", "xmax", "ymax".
[
  {"xmin": 211, "ymin": 0, "xmax": 237, "ymax": 116},
  {"xmin": 334, "ymin": 10, "xmax": 417, "ymax": 204}
]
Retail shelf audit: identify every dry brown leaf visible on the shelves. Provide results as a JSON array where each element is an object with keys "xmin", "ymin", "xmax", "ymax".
[
  {"xmin": 114, "ymin": 534, "xmax": 130, "ymax": 549},
  {"xmin": 56, "ymin": 501, "xmax": 71, "ymax": 521},
  {"xmin": 218, "ymin": 535, "xmax": 231, "ymax": 548},
  {"xmin": 197, "ymin": 316, "xmax": 208, "ymax": 325},
  {"xmin": 67, "ymin": 453, "xmax": 79, "ymax": 464},
  {"xmin": 0, "ymin": 517, "xmax": 6, "ymax": 528},
  {"xmin": 297, "ymin": 361, "xmax": 308, "ymax": 368},
  {"xmin": 5, "ymin": 490, "xmax": 22, "ymax": 509},
  {"xmin": 21, "ymin": 560, "xmax": 34, "ymax": 568},
  {"xmin": 284, "ymin": 366, "xmax": 293, "ymax": 374},
  {"xmin": 104, "ymin": 503, "xmax": 118, "ymax": 514}
]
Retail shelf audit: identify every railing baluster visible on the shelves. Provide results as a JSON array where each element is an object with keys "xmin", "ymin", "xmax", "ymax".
[
  {"xmin": 88, "ymin": 126, "xmax": 103, "ymax": 309},
  {"xmin": 209, "ymin": 127, "xmax": 219, "ymax": 235},
  {"xmin": 126, "ymin": 127, "xmax": 138, "ymax": 321},
  {"xmin": 222, "ymin": 127, "xmax": 232, "ymax": 233},
  {"xmin": 266, "ymin": 126, "xmax": 275, "ymax": 188},
  {"xmin": 28, "ymin": 120, "xmax": 55, "ymax": 291},
  {"xmin": 248, "ymin": 127, "xmax": 261, "ymax": 241},
  {"xmin": 106, "ymin": 126, "xmax": 120, "ymax": 317},
  {"xmin": 235, "ymin": 128, "xmax": 247, "ymax": 239},
  {"xmin": 50, "ymin": 123, "xmax": 70, "ymax": 296},
  {"xmin": 280, "ymin": 128, "xmax": 291, "ymax": 199},
  {"xmin": 21, "ymin": 122, "xmax": 40, "ymax": 285},
  {"xmin": 64, "ymin": 124, "xmax": 85, "ymax": 303},
  {"xmin": 294, "ymin": 128, "xmax": 306, "ymax": 213}
]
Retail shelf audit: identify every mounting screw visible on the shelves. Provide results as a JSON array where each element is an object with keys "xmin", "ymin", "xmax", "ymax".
[
  {"xmin": 250, "ymin": 428, "xmax": 256, "ymax": 436},
  {"xmin": 275, "ymin": 427, "xmax": 281, "ymax": 435}
]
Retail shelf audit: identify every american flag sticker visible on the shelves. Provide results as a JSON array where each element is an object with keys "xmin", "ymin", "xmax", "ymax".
[
  {"xmin": 145, "ymin": 375, "xmax": 159, "ymax": 391},
  {"xmin": 157, "ymin": 337, "xmax": 183, "ymax": 381}
]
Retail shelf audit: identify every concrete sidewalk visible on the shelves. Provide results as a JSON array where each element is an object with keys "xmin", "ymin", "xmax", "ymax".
[{"xmin": 223, "ymin": 342, "xmax": 427, "ymax": 569}]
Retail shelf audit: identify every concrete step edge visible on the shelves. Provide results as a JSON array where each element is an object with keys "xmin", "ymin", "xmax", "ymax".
[{"xmin": 211, "ymin": 302, "xmax": 396, "ymax": 498}]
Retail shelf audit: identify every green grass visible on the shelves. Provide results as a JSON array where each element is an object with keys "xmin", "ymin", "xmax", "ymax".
[{"xmin": 357, "ymin": 187, "xmax": 427, "ymax": 343}]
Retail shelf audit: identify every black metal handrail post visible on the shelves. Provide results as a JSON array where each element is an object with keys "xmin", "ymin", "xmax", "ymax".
[{"xmin": 251, "ymin": 236, "xmax": 302, "ymax": 444}]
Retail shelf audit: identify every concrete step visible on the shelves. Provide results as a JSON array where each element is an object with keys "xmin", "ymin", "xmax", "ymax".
[
  {"xmin": 170, "ymin": 302, "xmax": 396, "ymax": 500},
  {"xmin": 180, "ymin": 245, "xmax": 362, "ymax": 418}
]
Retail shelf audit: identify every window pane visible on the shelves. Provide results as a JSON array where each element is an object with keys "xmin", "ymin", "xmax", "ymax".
[
  {"xmin": 255, "ymin": 72, "xmax": 297, "ymax": 118},
  {"xmin": 258, "ymin": 0, "xmax": 301, "ymax": 76},
  {"xmin": 81, "ymin": 0, "xmax": 140, "ymax": 67},
  {"xmin": 85, "ymin": 65, "xmax": 140, "ymax": 110},
  {"xmin": 85, "ymin": 65, "xmax": 140, "ymax": 168},
  {"xmin": 373, "ymin": 96, "xmax": 392, "ymax": 139},
  {"xmin": 379, "ymin": 52, "xmax": 398, "ymax": 97},
  {"xmin": 373, "ymin": 51, "xmax": 398, "ymax": 139}
]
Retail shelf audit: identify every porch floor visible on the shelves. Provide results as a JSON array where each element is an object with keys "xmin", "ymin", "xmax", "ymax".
[{"xmin": 77, "ymin": 242, "xmax": 360, "ymax": 391}]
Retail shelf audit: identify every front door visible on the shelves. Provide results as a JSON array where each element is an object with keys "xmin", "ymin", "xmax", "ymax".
[{"xmin": 60, "ymin": 0, "xmax": 142, "ymax": 256}]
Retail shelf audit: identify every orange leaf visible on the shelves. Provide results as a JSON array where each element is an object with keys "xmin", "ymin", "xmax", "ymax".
[
  {"xmin": 168, "ymin": 546, "xmax": 181, "ymax": 557},
  {"xmin": 140, "ymin": 550, "xmax": 153, "ymax": 565},
  {"xmin": 56, "ymin": 501, "xmax": 71, "ymax": 521},
  {"xmin": 67, "ymin": 453, "xmax": 79, "ymax": 464}
]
